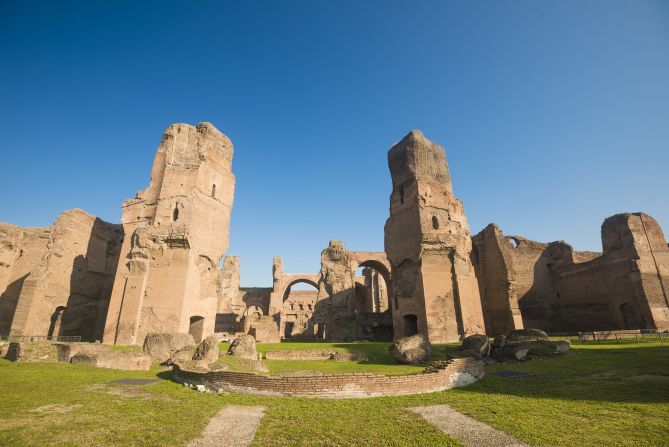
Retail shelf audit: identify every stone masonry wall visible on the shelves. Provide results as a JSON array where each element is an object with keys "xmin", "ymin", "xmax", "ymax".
[
  {"xmin": 472, "ymin": 212, "xmax": 669, "ymax": 334},
  {"xmin": 173, "ymin": 357, "xmax": 484, "ymax": 398},
  {"xmin": 384, "ymin": 131, "xmax": 485, "ymax": 343},
  {"xmin": 103, "ymin": 122, "xmax": 235, "ymax": 345},
  {"xmin": 0, "ymin": 224, "xmax": 51, "ymax": 336},
  {"xmin": 2, "ymin": 210, "xmax": 122, "ymax": 341}
]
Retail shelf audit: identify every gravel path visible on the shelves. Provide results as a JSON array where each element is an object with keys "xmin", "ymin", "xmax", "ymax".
[
  {"xmin": 187, "ymin": 405, "xmax": 266, "ymax": 447},
  {"xmin": 410, "ymin": 404, "xmax": 532, "ymax": 447}
]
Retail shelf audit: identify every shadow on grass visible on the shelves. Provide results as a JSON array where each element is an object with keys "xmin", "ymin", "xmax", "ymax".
[
  {"xmin": 155, "ymin": 370, "xmax": 172, "ymax": 381},
  {"xmin": 454, "ymin": 345, "xmax": 669, "ymax": 404}
]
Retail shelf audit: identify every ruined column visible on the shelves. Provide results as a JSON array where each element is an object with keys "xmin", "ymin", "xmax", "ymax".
[
  {"xmin": 103, "ymin": 122, "xmax": 235, "ymax": 345},
  {"xmin": 384, "ymin": 130, "xmax": 485, "ymax": 342},
  {"xmin": 314, "ymin": 240, "xmax": 357, "ymax": 341}
]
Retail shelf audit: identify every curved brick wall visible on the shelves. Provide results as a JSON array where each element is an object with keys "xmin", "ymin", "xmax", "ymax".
[{"xmin": 173, "ymin": 358, "xmax": 484, "ymax": 398}]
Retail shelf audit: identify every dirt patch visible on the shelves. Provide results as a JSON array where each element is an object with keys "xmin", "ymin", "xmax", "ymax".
[
  {"xmin": 187, "ymin": 405, "xmax": 266, "ymax": 447},
  {"xmin": 0, "ymin": 418, "xmax": 31, "ymax": 430},
  {"xmin": 87, "ymin": 383, "xmax": 175, "ymax": 402},
  {"xmin": 410, "ymin": 404, "xmax": 532, "ymax": 447},
  {"xmin": 29, "ymin": 404, "xmax": 82, "ymax": 414}
]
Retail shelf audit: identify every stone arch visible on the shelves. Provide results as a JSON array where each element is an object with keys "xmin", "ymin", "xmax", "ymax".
[
  {"xmin": 279, "ymin": 276, "xmax": 319, "ymax": 340},
  {"xmin": 279, "ymin": 275, "xmax": 320, "ymax": 301},
  {"xmin": 348, "ymin": 252, "xmax": 392, "ymax": 288}
]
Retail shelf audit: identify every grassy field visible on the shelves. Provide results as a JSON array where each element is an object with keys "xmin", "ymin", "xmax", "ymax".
[
  {"xmin": 217, "ymin": 340, "xmax": 457, "ymax": 375},
  {"xmin": 0, "ymin": 340, "xmax": 668, "ymax": 446}
]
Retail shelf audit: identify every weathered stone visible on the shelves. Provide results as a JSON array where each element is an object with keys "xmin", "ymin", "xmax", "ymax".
[
  {"xmin": 70, "ymin": 350, "xmax": 151, "ymax": 370},
  {"xmin": 0, "ymin": 210, "xmax": 122, "ymax": 342},
  {"xmin": 314, "ymin": 241, "xmax": 357, "ymax": 342},
  {"xmin": 493, "ymin": 341, "xmax": 530, "ymax": 361},
  {"xmin": 142, "ymin": 332, "xmax": 194, "ymax": 362},
  {"xmin": 53, "ymin": 342, "xmax": 111, "ymax": 363},
  {"xmin": 192, "ymin": 336, "xmax": 220, "ymax": 363},
  {"xmin": 4, "ymin": 341, "xmax": 59, "ymax": 362},
  {"xmin": 2, "ymin": 122, "xmax": 668, "ymax": 349},
  {"xmin": 461, "ymin": 334, "xmax": 490, "ymax": 357},
  {"xmin": 389, "ymin": 334, "xmax": 432, "ymax": 364},
  {"xmin": 103, "ymin": 123, "xmax": 236, "ymax": 345},
  {"xmin": 165, "ymin": 345, "xmax": 197, "ymax": 365},
  {"xmin": 447, "ymin": 349, "xmax": 483, "ymax": 360},
  {"xmin": 472, "ymin": 212, "xmax": 669, "ymax": 334},
  {"xmin": 227, "ymin": 334, "xmax": 258, "ymax": 360},
  {"xmin": 507, "ymin": 329, "xmax": 549, "ymax": 342},
  {"xmin": 528, "ymin": 339, "xmax": 571, "ymax": 356},
  {"xmin": 492, "ymin": 335, "xmax": 507, "ymax": 348},
  {"xmin": 384, "ymin": 131, "xmax": 485, "ymax": 343}
]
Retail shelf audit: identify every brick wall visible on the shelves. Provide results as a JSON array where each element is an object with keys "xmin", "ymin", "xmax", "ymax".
[{"xmin": 173, "ymin": 358, "xmax": 484, "ymax": 398}]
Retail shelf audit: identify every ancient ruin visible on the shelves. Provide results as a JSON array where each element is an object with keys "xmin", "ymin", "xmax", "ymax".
[
  {"xmin": 472, "ymin": 212, "xmax": 669, "ymax": 334},
  {"xmin": 384, "ymin": 131, "xmax": 486, "ymax": 342},
  {"xmin": 1, "ymin": 122, "xmax": 667, "ymax": 345}
]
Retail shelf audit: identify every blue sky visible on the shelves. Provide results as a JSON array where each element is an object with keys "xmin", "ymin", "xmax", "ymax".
[{"xmin": 1, "ymin": 1, "xmax": 668, "ymax": 287}]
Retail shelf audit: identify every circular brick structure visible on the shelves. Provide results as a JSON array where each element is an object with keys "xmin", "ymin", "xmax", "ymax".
[{"xmin": 173, "ymin": 357, "xmax": 484, "ymax": 398}]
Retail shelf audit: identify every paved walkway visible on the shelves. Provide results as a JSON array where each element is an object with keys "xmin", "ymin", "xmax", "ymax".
[
  {"xmin": 410, "ymin": 404, "xmax": 532, "ymax": 447},
  {"xmin": 187, "ymin": 405, "xmax": 266, "ymax": 447}
]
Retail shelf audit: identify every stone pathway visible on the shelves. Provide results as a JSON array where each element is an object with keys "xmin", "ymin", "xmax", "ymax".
[
  {"xmin": 410, "ymin": 404, "xmax": 532, "ymax": 447},
  {"xmin": 187, "ymin": 405, "xmax": 266, "ymax": 447}
]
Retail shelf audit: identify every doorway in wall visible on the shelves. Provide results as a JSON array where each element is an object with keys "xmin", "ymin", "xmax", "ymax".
[
  {"xmin": 189, "ymin": 316, "xmax": 205, "ymax": 343},
  {"xmin": 403, "ymin": 314, "xmax": 418, "ymax": 336}
]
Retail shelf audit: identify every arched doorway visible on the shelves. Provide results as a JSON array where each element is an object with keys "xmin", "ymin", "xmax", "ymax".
[
  {"xmin": 48, "ymin": 306, "xmax": 66, "ymax": 339},
  {"xmin": 281, "ymin": 280, "xmax": 319, "ymax": 339},
  {"xmin": 353, "ymin": 262, "xmax": 393, "ymax": 340}
]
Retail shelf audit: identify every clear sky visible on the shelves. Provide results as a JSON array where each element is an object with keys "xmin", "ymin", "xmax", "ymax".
[{"xmin": 1, "ymin": 1, "xmax": 668, "ymax": 287}]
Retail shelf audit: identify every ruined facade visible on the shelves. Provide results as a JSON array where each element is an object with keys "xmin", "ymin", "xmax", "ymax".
[
  {"xmin": 0, "ymin": 210, "xmax": 122, "ymax": 341},
  {"xmin": 102, "ymin": 122, "xmax": 235, "ymax": 345},
  {"xmin": 384, "ymin": 131, "xmax": 486, "ymax": 342},
  {"xmin": 1, "ymin": 122, "xmax": 667, "ymax": 345},
  {"xmin": 472, "ymin": 213, "xmax": 669, "ymax": 335}
]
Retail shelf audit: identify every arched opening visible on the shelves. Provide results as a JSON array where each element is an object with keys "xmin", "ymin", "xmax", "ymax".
[
  {"xmin": 403, "ymin": 314, "xmax": 418, "ymax": 336},
  {"xmin": 211, "ymin": 184, "xmax": 216, "ymax": 198},
  {"xmin": 508, "ymin": 238, "xmax": 519, "ymax": 248},
  {"xmin": 354, "ymin": 261, "xmax": 393, "ymax": 340},
  {"xmin": 173, "ymin": 205, "xmax": 179, "ymax": 221},
  {"xmin": 47, "ymin": 306, "xmax": 66, "ymax": 339},
  {"xmin": 432, "ymin": 215, "xmax": 439, "ymax": 230},
  {"xmin": 281, "ymin": 280, "xmax": 319, "ymax": 340},
  {"xmin": 189, "ymin": 315, "xmax": 205, "ymax": 343}
]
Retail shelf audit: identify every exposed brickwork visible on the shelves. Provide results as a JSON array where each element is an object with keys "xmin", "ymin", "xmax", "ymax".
[{"xmin": 173, "ymin": 357, "xmax": 484, "ymax": 398}]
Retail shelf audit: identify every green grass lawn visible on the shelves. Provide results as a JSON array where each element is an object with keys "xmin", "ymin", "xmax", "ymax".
[
  {"xmin": 217, "ymin": 340, "xmax": 457, "ymax": 375},
  {"xmin": 0, "ymin": 341, "xmax": 668, "ymax": 446}
]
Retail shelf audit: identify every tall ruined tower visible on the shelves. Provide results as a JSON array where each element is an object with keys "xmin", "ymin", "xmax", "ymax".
[
  {"xmin": 103, "ymin": 122, "xmax": 235, "ymax": 345},
  {"xmin": 600, "ymin": 212, "xmax": 669, "ymax": 331},
  {"xmin": 384, "ymin": 131, "xmax": 484, "ymax": 342}
]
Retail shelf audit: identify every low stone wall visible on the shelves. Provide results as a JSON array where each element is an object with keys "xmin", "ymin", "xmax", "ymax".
[
  {"xmin": 4, "ymin": 341, "xmax": 59, "ymax": 362},
  {"xmin": 173, "ymin": 358, "xmax": 484, "ymax": 398}
]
